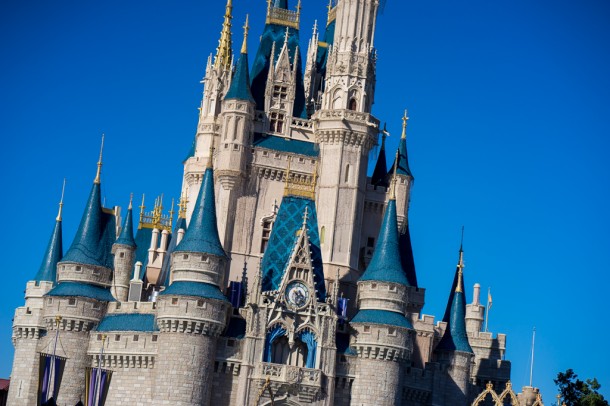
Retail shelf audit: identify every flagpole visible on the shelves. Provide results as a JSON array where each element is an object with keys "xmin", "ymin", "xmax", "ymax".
[
  {"xmin": 93, "ymin": 334, "xmax": 106, "ymax": 406},
  {"xmin": 529, "ymin": 327, "xmax": 536, "ymax": 387},
  {"xmin": 484, "ymin": 287, "xmax": 490, "ymax": 332},
  {"xmin": 47, "ymin": 315, "xmax": 62, "ymax": 402}
]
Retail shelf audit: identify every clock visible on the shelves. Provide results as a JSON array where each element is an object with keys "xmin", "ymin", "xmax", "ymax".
[{"xmin": 285, "ymin": 281, "xmax": 310, "ymax": 308}]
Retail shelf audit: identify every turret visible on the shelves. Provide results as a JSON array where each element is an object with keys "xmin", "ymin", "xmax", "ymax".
[
  {"xmin": 350, "ymin": 178, "xmax": 414, "ymax": 406},
  {"xmin": 8, "ymin": 183, "xmax": 65, "ymax": 406},
  {"xmin": 39, "ymin": 139, "xmax": 117, "ymax": 405},
  {"xmin": 183, "ymin": 0, "xmax": 235, "ymax": 219},
  {"xmin": 465, "ymin": 283, "xmax": 485, "ymax": 334},
  {"xmin": 389, "ymin": 110, "xmax": 415, "ymax": 230},
  {"xmin": 433, "ymin": 243, "xmax": 474, "ymax": 406},
  {"xmin": 111, "ymin": 194, "xmax": 137, "ymax": 301},
  {"xmin": 152, "ymin": 160, "xmax": 229, "ymax": 406},
  {"xmin": 215, "ymin": 16, "xmax": 256, "ymax": 250},
  {"xmin": 313, "ymin": 0, "xmax": 380, "ymax": 280}
]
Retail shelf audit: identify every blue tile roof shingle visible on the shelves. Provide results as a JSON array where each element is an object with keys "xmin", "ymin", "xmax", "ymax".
[
  {"xmin": 46, "ymin": 282, "xmax": 115, "ymax": 302},
  {"xmin": 96, "ymin": 313, "xmax": 158, "ymax": 332},
  {"xmin": 350, "ymin": 309, "xmax": 413, "ymax": 329},
  {"xmin": 253, "ymin": 133, "xmax": 318, "ymax": 157},
  {"xmin": 160, "ymin": 281, "xmax": 229, "ymax": 302},
  {"xmin": 174, "ymin": 167, "xmax": 226, "ymax": 257},
  {"xmin": 34, "ymin": 219, "xmax": 63, "ymax": 283},
  {"xmin": 360, "ymin": 199, "xmax": 410, "ymax": 286}
]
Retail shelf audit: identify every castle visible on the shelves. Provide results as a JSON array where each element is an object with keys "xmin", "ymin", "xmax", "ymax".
[{"xmin": 8, "ymin": 1, "xmax": 546, "ymax": 405}]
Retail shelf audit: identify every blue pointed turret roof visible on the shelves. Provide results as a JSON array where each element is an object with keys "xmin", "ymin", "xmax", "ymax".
[
  {"xmin": 174, "ymin": 167, "xmax": 226, "ymax": 257},
  {"xmin": 399, "ymin": 223, "xmax": 418, "ymax": 288},
  {"xmin": 62, "ymin": 182, "xmax": 115, "ymax": 269},
  {"xmin": 389, "ymin": 114, "xmax": 414, "ymax": 179},
  {"xmin": 34, "ymin": 218, "xmax": 63, "ymax": 283},
  {"xmin": 225, "ymin": 51, "xmax": 255, "ymax": 102},
  {"xmin": 436, "ymin": 267, "xmax": 473, "ymax": 354},
  {"xmin": 115, "ymin": 204, "xmax": 136, "ymax": 247},
  {"xmin": 371, "ymin": 132, "xmax": 389, "ymax": 187},
  {"xmin": 261, "ymin": 195, "xmax": 326, "ymax": 301},
  {"xmin": 360, "ymin": 199, "xmax": 410, "ymax": 285},
  {"xmin": 442, "ymin": 249, "xmax": 466, "ymax": 323}
]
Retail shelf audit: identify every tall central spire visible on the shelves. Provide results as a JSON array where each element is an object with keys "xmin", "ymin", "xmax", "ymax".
[{"xmin": 215, "ymin": 0, "xmax": 233, "ymax": 70}]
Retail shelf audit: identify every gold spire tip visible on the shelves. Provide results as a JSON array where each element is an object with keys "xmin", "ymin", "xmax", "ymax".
[
  {"xmin": 456, "ymin": 267, "xmax": 464, "ymax": 293},
  {"xmin": 241, "ymin": 14, "xmax": 249, "ymax": 54},
  {"xmin": 94, "ymin": 134, "xmax": 105, "ymax": 184},
  {"xmin": 56, "ymin": 178, "xmax": 66, "ymax": 221},
  {"xmin": 401, "ymin": 109, "xmax": 409, "ymax": 140}
]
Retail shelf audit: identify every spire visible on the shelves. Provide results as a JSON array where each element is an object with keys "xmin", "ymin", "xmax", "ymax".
[
  {"xmin": 371, "ymin": 124, "xmax": 389, "ymax": 187},
  {"xmin": 240, "ymin": 14, "xmax": 249, "ymax": 54},
  {"xmin": 389, "ymin": 111, "xmax": 414, "ymax": 179},
  {"xmin": 174, "ymin": 167, "xmax": 226, "ymax": 257},
  {"xmin": 62, "ymin": 144, "xmax": 110, "ymax": 268},
  {"xmin": 436, "ymin": 237, "xmax": 473, "ymax": 354},
  {"xmin": 94, "ymin": 134, "xmax": 104, "ymax": 184},
  {"xmin": 215, "ymin": 0, "xmax": 233, "ymax": 70},
  {"xmin": 398, "ymin": 221, "xmax": 418, "ymax": 287},
  {"xmin": 115, "ymin": 194, "xmax": 136, "ymax": 247},
  {"xmin": 34, "ymin": 185, "xmax": 65, "ymax": 283},
  {"xmin": 56, "ymin": 178, "xmax": 66, "ymax": 221},
  {"xmin": 225, "ymin": 16, "xmax": 255, "ymax": 102},
  {"xmin": 442, "ymin": 227, "xmax": 467, "ymax": 322},
  {"xmin": 359, "ymin": 199, "xmax": 410, "ymax": 285}
]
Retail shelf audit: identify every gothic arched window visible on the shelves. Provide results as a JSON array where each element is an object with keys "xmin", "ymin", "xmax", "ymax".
[{"xmin": 348, "ymin": 98, "xmax": 357, "ymax": 111}]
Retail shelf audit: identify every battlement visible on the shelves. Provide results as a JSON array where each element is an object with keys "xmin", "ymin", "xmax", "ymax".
[
  {"xmin": 107, "ymin": 300, "xmax": 157, "ymax": 314},
  {"xmin": 88, "ymin": 332, "xmax": 158, "ymax": 369},
  {"xmin": 57, "ymin": 262, "xmax": 113, "ymax": 287}
]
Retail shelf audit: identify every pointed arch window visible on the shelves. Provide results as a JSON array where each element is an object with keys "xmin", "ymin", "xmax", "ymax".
[{"xmin": 348, "ymin": 98, "xmax": 358, "ymax": 111}]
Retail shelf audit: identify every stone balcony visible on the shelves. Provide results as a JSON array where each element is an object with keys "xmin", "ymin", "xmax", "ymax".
[{"xmin": 255, "ymin": 362, "xmax": 325, "ymax": 402}]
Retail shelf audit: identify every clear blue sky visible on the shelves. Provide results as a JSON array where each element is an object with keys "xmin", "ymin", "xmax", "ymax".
[{"xmin": 1, "ymin": 0, "xmax": 609, "ymax": 401}]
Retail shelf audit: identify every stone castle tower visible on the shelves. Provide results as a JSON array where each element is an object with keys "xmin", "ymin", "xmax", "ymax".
[{"xmin": 8, "ymin": 1, "xmax": 548, "ymax": 405}]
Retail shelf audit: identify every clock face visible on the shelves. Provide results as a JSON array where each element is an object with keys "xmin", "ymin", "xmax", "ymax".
[{"xmin": 285, "ymin": 281, "xmax": 310, "ymax": 308}]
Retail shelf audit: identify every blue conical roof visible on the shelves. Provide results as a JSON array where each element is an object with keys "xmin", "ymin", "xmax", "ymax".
[
  {"xmin": 436, "ymin": 274, "xmax": 473, "ymax": 354},
  {"xmin": 371, "ymin": 134, "xmax": 389, "ymax": 187},
  {"xmin": 399, "ymin": 222, "xmax": 418, "ymax": 288},
  {"xmin": 389, "ymin": 136, "xmax": 413, "ymax": 179},
  {"xmin": 62, "ymin": 183, "xmax": 115, "ymax": 268},
  {"xmin": 442, "ymin": 252, "xmax": 466, "ymax": 323},
  {"xmin": 115, "ymin": 206, "xmax": 136, "ymax": 247},
  {"xmin": 360, "ymin": 200, "xmax": 410, "ymax": 285},
  {"xmin": 174, "ymin": 168, "xmax": 226, "ymax": 257},
  {"xmin": 225, "ymin": 51, "xmax": 255, "ymax": 102},
  {"xmin": 34, "ymin": 219, "xmax": 63, "ymax": 283}
]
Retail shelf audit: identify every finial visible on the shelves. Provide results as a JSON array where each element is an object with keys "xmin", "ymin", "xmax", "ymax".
[
  {"xmin": 401, "ymin": 109, "xmax": 409, "ymax": 140},
  {"xmin": 302, "ymin": 206, "xmax": 309, "ymax": 226},
  {"xmin": 94, "ymin": 134, "xmax": 105, "ymax": 184},
  {"xmin": 312, "ymin": 20, "xmax": 318, "ymax": 36},
  {"xmin": 284, "ymin": 27, "xmax": 290, "ymax": 46},
  {"xmin": 56, "ymin": 178, "xmax": 66, "ymax": 221},
  {"xmin": 389, "ymin": 149, "xmax": 399, "ymax": 200},
  {"xmin": 128, "ymin": 193, "xmax": 133, "ymax": 210},
  {"xmin": 139, "ymin": 194, "xmax": 146, "ymax": 226},
  {"xmin": 207, "ymin": 144, "xmax": 215, "ymax": 168},
  {"xmin": 327, "ymin": 0, "xmax": 333, "ymax": 14},
  {"xmin": 178, "ymin": 192, "xmax": 188, "ymax": 219},
  {"xmin": 241, "ymin": 15, "xmax": 249, "ymax": 54},
  {"xmin": 55, "ymin": 315, "xmax": 62, "ymax": 326},
  {"xmin": 456, "ymin": 227, "xmax": 465, "ymax": 293}
]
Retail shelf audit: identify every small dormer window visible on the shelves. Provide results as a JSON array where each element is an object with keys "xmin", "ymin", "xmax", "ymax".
[
  {"xmin": 371, "ymin": 283, "xmax": 377, "ymax": 290},
  {"xmin": 263, "ymin": 151, "xmax": 269, "ymax": 157},
  {"xmin": 68, "ymin": 298, "xmax": 76, "ymax": 306},
  {"xmin": 273, "ymin": 85, "xmax": 288, "ymax": 100},
  {"xmin": 389, "ymin": 285, "xmax": 397, "ymax": 292},
  {"xmin": 92, "ymin": 302, "xmax": 101, "ymax": 310},
  {"xmin": 152, "ymin": 335, "xmax": 158, "ymax": 342},
  {"xmin": 197, "ymin": 299, "xmax": 205, "ymax": 307},
  {"xmin": 363, "ymin": 325, "xmax": 371, "ymax": 333},
  {"xmin": 92, "ymin": 268, "xmax": 100, "ymax": 276},
  {"xmin": 171, "ymin": 298, "xmax": 179, "ymax": 305},
  {"xmin": 201, "ymin": 255, "xmax": 209, "ymax": 263},
  {"xmin": 133, "ymin": 335, "xmax": 139, "ymax": 342},
  {"xmin": 115, "ymin": 334, "xmax": 121, "ymax": 341},
  {"xmin": 75, "ymin": 266, "xmax": 82, "ymax": 273},
  {"xmin": 47, "ymin": 298, "xmax": 53, "ymax": 305},
  {"xmin": 183, "ymin": 254, "xmax": 189, "ymax": 260},
  {"xmin": 388, "ymin": 327, "xmax": 396, "ymax": 336},
  {"xmin": 119, "ymin": 252, "xmax": 125, "ymax": 259}
]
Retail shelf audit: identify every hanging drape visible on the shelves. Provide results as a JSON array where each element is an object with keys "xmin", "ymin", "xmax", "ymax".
[
  {"xmin": 263, "ymin": 325, "xmax": 287, "ymax": 362},
  {"xmin": 299, "ymin": 330, "xmax": 317, "ymax": 369},
  {"xmin": 85, "ymin": 367, "xmax": 112, "ymax": 406},
  {"xmin": 38, "ymin": 353, "xmax": 66, "ymax": 405}
]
